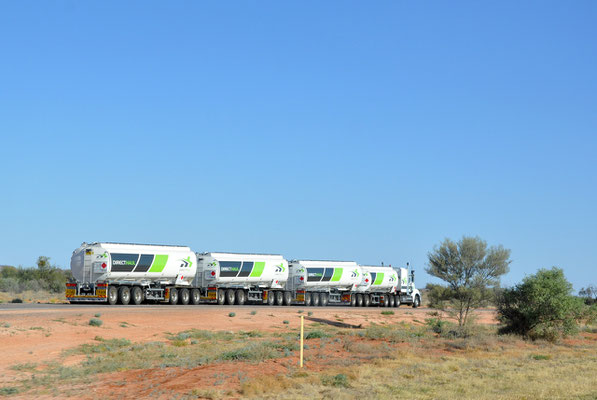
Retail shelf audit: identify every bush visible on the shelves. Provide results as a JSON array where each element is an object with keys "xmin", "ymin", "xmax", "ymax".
[
  {"xmin": 228, "ymin": 312, "xmax": 236, "ymax": 318},
  {"xmin": 11, "ymin": 298, "xmax": 23, "ymax": 303},
  {"xmin": 497, "ymin": 267, "xmax": 585, "ymax": 341},
  {"xmin": 0, "ymin": 258, "xmax": 71, "ymax": 294},
  {"xmin": 89, "ymin": 318, "xmax": 103, "ymax": 327},
  {"xmin": 305, "ymin": 330, "xmax": 330, "ymax": 339},
  {"xmin": 321, "ymin": 373, "xmax": 349, "ymax": 387},
  {"xmin": 381, "ymin": 310, "xmax": 394, "ymax": 315}
]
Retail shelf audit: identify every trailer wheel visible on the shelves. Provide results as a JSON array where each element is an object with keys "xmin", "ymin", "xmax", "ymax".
[
  {"xmin": 394, "ymin": 295, "xmax": 400, "ymax": 308},
  {"xmin": 384, "ymin": 295, "xmax": 390, "ymax": 307},
  {"xmin": 351, "ymin": 294, "xmax": 357, "ymax": 307},
  {"xmin": 363, "ymin": 294, "xmax": 371, "ymax": 307},
  {"xmin": 388, "ymin": 295, "xmax": 395, "ymax": 307},
  {"xmin": 131, "ymin": 286, "xmax": 143, "ymax": 305},
  {"xmin": 180, "ymin": 289, "xmax": 190, "ymax": 305},
  {"xmin": 267, "ymin": 291, "xmax": 275, "ymax": 306},
  {"xmin": 283, "ymin": 291, "xmax": 292, "ymax": 306},
  {"xmin": 319, "ymin": 293, "xmax": 327, "ymax": 307},
  {"xmin": 236, "ymin": 289, "xmax": 246, "ymax": 305},
  {"xmin": 191, "ymin": 289, "xmax": 201, "ymax": 305},
  {"xmin": 275, "ymin": 291, "xmax": 284, "ymax": 306},
  {"xmin": 305, "ymin": 292, "xmax": 312, "ymax": 306},
  {"xmin": 356, "ymin": 294, "xmax": 363, "ymax": 307},
  {"xmin": 413, "ymin": 295, "xmax": 420, "ymax": 308},
  {"xmin": 226, "ymin": 289, "xmax": 236, "ymax": 305},
  {"xmin": 108, "ymin": 286, "xmax": 118, "ymax": 305},
  {"xmin": 217, "ymin": 289, "xmax": 226, "ymax": 305},
  {"xmin": 169, "ymin": 288, "xmax": 179, "ymax": 305},
  {"xmin": 312, "ymin": 292, "xmax": 320, "ymax": 306},
  {"xmin": 118, "ymin": 286, "xmax": 131, "ymax": 305}
]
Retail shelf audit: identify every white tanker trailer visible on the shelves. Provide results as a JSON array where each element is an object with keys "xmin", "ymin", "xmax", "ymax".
[
  {"xmin": 194, "ymin": 252, "xmax": 289, "ymax": 305},
  {"xmin": 286, "ymin": 260, "xmax": 361, "ymax": 306},
  {"xmin": 67, "ymin": 242, "xmax": 198, "ymax": 305}
]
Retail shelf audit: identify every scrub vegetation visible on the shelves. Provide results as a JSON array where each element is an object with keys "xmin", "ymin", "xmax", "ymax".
[
  {"xmin": 0, "ymin": 257, "xmax": 70, "ymax": 303},
  {"xmin": 2, "ymin": 317, "xmax": 596, "ymax": 399}
]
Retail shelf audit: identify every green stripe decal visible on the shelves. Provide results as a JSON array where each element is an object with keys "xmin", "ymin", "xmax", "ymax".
[
  {"xmin": 249, "ymin": 262, "xmax": 265, "ymax": 277},
  {"xmin": 373, "ymin": 272, "xmax": 384, "ymax": 285},
  {"xmin": 331, "ymin": 268, "xmax": 343, "ymax": 282},
  {"xmin": 148, "ymin": 255, "xmax": 168, "ymax": 273}
]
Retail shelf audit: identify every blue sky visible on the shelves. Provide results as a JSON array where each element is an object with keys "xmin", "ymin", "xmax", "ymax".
[{"xmin": 1, "ymin": 1, "xmax": 595, "ymax": 291}]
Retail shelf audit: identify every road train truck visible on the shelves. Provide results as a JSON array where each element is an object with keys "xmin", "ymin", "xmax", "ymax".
[{"xmin": 66, "ymin": 242, "xmax": 421, "ymax": 307}]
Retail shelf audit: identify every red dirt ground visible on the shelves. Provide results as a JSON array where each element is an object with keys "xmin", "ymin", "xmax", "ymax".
[{"xmin": 0, "ymin": 306, "xmax": 498, "ymax": 398}]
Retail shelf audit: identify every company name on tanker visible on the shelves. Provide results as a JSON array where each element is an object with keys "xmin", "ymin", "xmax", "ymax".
[{"xmin": 112, "ymin": 260, "xmax": 136, "ymax": 266}]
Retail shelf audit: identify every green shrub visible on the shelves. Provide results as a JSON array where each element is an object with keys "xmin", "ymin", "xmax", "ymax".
[
  {"xmin": 94, "ymin": 313, "xmax": 102, "ymax": 318},
  {"xmin": 305, "ymin": 330, "xmax": 330, "ymax": 339},
  {"xmin": 11, "ymin": 298, "xmax": 23, "ymax": 303},
  {"xmin": 283, "ymin": 320, "xmax": 289, "ymax": 324},
  {"xmin": 307, "ymin": 311, "xmax": 313, "ymax": 316},
  {"xmin": 219, "ymin": 342, "xmax": 279, "ymax": 361},
  {"xmin": 228, "ymin": 312, "xmax": 236, "ymax": 318},
  {"xmin": 497, "ymin": 267, "xmax": 585, "ymax": 341},
  {"xmin": 426, "ymin": 317, "xmax": 447, "ymax": 334},
  {"xmin": 0, "ymin": 387, "xmax": 19, "ymax": 395},
  {"xmin": 381, "ymin": 310, "xmax": 394, "ymax": 315},
  {"xmin": 297, "ymin": 310, "xmax": 304, "ymax": 313},
  {"xmin": 89, "ymin": 318, "xmax": 103, "ymax": 327},
  {"xmin": 250, "ymin": 310, "xmax": 257, "ymax": 315},
  {"xmin": 322, "ymin": 373, "xmax": 349, "ymax": 387}
]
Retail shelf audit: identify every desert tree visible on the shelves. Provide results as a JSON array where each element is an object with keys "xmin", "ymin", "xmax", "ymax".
[
  {"xmin": 579, "ymin": 285, "xmax": 597, "ymax": 305},
  {"xmin": 426, "ymin": 236, "xmax": 511, "ymax": 327}
]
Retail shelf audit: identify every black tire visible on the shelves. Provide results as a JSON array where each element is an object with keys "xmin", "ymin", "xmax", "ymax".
[
  {"xmin": 267, "ymin": 291, "xmax": 275, "ymax": 305},
  {"xmin": 217, "ymin": 289, "xmax": 226, "ymax": 305},
  {"xmin": 180, "ymin": 288, "xmax": 190, "ymax": 305},
  {"xmin": 283, "ymin": 291, "xmax": 293, "ymax": 306},
  {"xmin": 191, "ymin": 289, "xmax": 201, "ymax": 305},
  {"xmin": 394, "ymin": 295, "xmax": 401, "ymax": 308},
  {"xmin": 413, "ymin": 295, "xmax": 420, "ymax": 308},
  {"xmin": 108, "ymin": 286, "xmax": 118, "ymax": 305},
  {"xmin": 305, "ymin": 292, "xmax": 312, "ymax": 306},
  {"xmin": 226, "ymin": 289, "xmax": 236, "ymax": 305},
  {"xmin": 319, "ymin": 293, "xmax": 327, "ymax": 307},
  {"xmin": 356, "ymin": 294, "xmax": 363, "ymax": 307},
  {"xmin": 351, "ymin": 294, "xmax": 357, "ymax": 307},
  {"xmin": 312, "ymin": 292, "xmax": 320, "ymax": 306},
  {"xmin": 384, "ymin": 295, "xmax": 390, "ymax": 307},
  {"xmin": 169, "ymin": 288, "xmax": 179, "ymax": 305},
  {"xmin": 118, "ymin": 286, "xmax": 131, "ymax": 305},
  {"xmin": 275, "ymin": 291, "xmax": 284, "ymax": 306},
  {"xmin": 363, "ymin": 294, "xmax": 371, "ymax": 307},
  {"xmin": 236, "ymin": 289, "xmax": 246, "ymax": 305},
  {"xmin": 388, "ymin": 295, "xmax": 395, "ymax": 308},
  {"xmin": 131, "ymin": 286, "xmax": 143, "ymax": 305}
]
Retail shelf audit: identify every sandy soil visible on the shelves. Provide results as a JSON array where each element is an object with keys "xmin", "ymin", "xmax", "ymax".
[{"xmin": 0, "ymin": 305, "xmax": 497, "ymax": 397}]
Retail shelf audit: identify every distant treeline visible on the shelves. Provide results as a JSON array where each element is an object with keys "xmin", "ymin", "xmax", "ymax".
[{"xmin": 0, "ymin": 257, "xmax": 71, "ymax": 293}]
